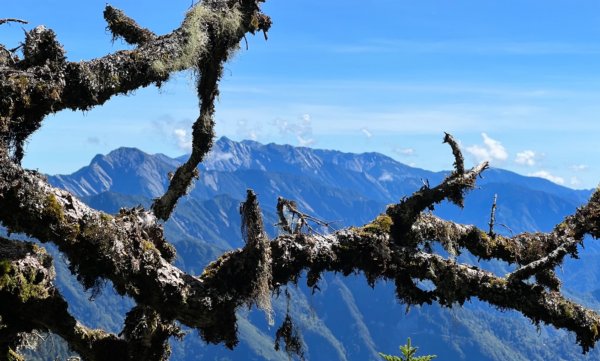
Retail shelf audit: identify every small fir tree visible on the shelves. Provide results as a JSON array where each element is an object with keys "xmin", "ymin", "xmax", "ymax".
[{"xmin": 379, "ymin": 338, "xmax": 437, "ymax": 361}]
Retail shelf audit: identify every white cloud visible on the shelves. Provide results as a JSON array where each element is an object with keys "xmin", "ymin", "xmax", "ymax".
[
  {"xmin": 515, "ymin": 150, "xmax": 536, "ymax": 166},
  {"xmin": 528, "ymin": 170, "xmax": 565, "ymax": 185},
  {"xmin": 211, "ymin": 152, "xmax": 234, "ymax": 162},
  {"xmin": 173, "ymin": 128, "xmax": 192, "ymax": 152},
  {"xmin": 297, "ymin": 136, "xmax": 315, "ymax": 147},
  {"xmin": 570, "ymin": 164, "xmax": 589, "ymax": 172},
  {"xmin": 570, "ymin": 176, "xmax": 581, "ymax": 187},
  {"xmin": 152, "ymin": 116, "xmax": 194, "ymax": 153},
  {"xmin": 393, "ymin": 147, "xmax": 415, "ymax": 156},
  {"xmin": 236, "ymin": 119, "xmax": 261, "ymax": 141},
  {"xmin": 361, "ymin": 128, "xmax": 373, "ymax": 138},
  {"xmin": 466, "ymin": 133, "xmax": 508, "ymax": 163},
  {"xmin": 271, "ymin": 113, "xmax": 315, "ymax": 147}
]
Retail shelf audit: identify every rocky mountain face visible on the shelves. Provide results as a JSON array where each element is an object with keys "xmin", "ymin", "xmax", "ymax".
[{"xmin": 40, "ymin": 137, "xmax": 600, "ymax": 361}]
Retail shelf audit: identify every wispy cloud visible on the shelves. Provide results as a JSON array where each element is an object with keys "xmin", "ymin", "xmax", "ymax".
[
  {"xmin": 172, "ymin": 128, "xmax": 192, "ymax": 151},
  {"xmin": 570, "ymin": 164, "xmax": 589, "ymax": 172},
  {"xmin": 271, "ymin": 113, "xmax": 316, "ymax": 147},
  {"xmin": 393, "ymin": 147, "xmax": 415, "ymax": 156},
  {"xmin": 152, "ymin": 116, "xmax": 194, "ymax": 152},
  {"xmin": 466, "ymin": 133, "xmax": 508, "ymax": 163},
  {"xmin": 514, "ymin": 150, "xmax": 537, "ymax": 167},
  {"xmin": 361, "ymin": 128, "xmax": 373, "ymax": 139},
  {"xmin": 236, "ymin": 119, "xmax": 261, "ymax": 141},
  {"xmin": 528, "ymin": 170, "xmax": 565, "ymax": 185}
]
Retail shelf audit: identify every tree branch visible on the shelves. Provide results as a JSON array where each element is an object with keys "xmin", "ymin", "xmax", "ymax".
[
  {"xmin": 386, "ymin": 161, "xmax": 488, "ymax": 245},
  {"xmin": 0, "ymin": 0, "xmax": 271, "ymax": 164},
  {"xmin": 0, "ymin": 237, "xmax": 125, "ymax": 361},
  {"xmin": 103, "ymin": 6, "xmax": 157, "ymax": 45},
  {"xmin": 151, "ymin": 1, "xmax": 271, "ymax": 220},
  {"xmin": 0, "ymin": 19, "xmax": 28, "ymax": 26}
]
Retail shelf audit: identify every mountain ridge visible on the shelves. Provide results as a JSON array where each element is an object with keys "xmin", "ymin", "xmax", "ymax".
[{"xmin": 49, "ymin": 137, "xmax": 591, "ymax": 203}]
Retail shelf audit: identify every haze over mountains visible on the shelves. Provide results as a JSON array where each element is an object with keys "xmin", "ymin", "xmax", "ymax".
[{"xmin": 37, "ymin": 137, "xmax": 600, "ymax": 360}]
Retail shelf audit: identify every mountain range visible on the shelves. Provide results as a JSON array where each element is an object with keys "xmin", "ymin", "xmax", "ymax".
[{"xmin": 25, "ymin": 137, "xmax": 600, "ymax": 361}]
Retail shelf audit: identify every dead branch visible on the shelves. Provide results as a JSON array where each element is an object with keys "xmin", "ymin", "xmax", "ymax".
[
  {"xmin": 276, "ymin": 196, "xmax": 335, "ymax": 235},
  {"xmin": 0, "ymin": 18, "xmax": 28, "ymax": 26},
  {"xmin": 443, "ymin": 132, "xmax": 464, "ymax": 175},
  {"xmin": 488, "ymin": 193, "xmax": 497, "ymax": 237}
]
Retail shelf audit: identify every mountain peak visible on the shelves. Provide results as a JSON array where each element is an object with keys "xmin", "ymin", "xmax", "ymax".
[{"xmin": 49, "ymin": 147, "xmax": 180, "ymax": 198}]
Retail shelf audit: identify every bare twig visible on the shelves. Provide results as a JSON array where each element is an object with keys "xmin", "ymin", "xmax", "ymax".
[
  {"xmin": 443, "ymin": 132, "xmax": 464, "ymax": 175},
  {"xmin": 276, "ymin": 196, "xmax": 336, "ymax": 235},
  {"xmin": 488, "ymin": 194, "xmax": 498, "ymax": 237},
  {"xmin": 0, "ymin": 18, "xmax": 28, "ymax": 26}
]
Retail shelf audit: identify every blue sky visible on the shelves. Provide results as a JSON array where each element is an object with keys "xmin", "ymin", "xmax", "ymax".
[{"xmin": 4, "ymin": 1, "xmax": 600, "ymax": 189}]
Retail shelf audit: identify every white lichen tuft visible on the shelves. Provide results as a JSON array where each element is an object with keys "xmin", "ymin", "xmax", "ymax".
[
  {"xmin": 255, "ymin": 255, "xmax": 274, "ymax": 326},
  {"xmin": 151, "ymin": 3, "xmax": 243, "ymax": 75}
]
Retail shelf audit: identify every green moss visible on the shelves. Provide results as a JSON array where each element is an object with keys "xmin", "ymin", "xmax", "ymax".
[
  {"xmin": 0, "ymin": 259, "xmax": 50, "ymax": 302},
  {"xmin": 477, "ymin": 229, "xmax": 491, "ymax": 243},
  {"xmin": 80, "ymin": 220, "xmax": 105, "ymax": 240},
  {"xmin": 30, "ymin": 244, "xmax": 45, "ymax": 254},
  {"xmin": 554, "ymin": 221, "xmax": 570, "ymax": 235},
  {"xmin": 1, "ymin": 273, "xmax": 49, "ymax": 302},
  {"xmin": 591, "ymin": 322, "xmax": 600, "ymax": 339},
  {"xmin": 43, "ymin": 194, "xmax": 64, "ymax": 222},
  {"xmin": 200, "ymin": 251, "xmax": 235, "ymax": 280},
  {"xmin": 0, "ymin": 264, "xmax": 15, "ymax": 291},
  {"xmin": 361, "ymin": 214, "xmax": 393, "ymax": 235},
  {"xmin": 10, "ymin": 76, "xmax": 31, "ymax": 107},
  {"xmin": 141, "ymin": 239, "xmax": 157, "ymax": 253},
  {"xmin": 559, "ymin": 301, "xmax": 576, "ymax": 319},
  {"xmin": 0, "ymin": 259, "xmax": 11, "ymax": 275},
  {"xmin": 488, "ymin": 277, "xmax": 507, "ymax": 288},
  {"xmin": 100, "ymin": 213, "xmax": 113, "ymax": 222}
]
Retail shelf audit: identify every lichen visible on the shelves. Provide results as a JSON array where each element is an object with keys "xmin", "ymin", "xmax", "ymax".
[
  {"xmin": 360, "ymin": 214, "xmax": 392, "ymax": 235},
  {"xmin": 0, "ymin": 261, "xmax": 49, "ymax": 302},
  {"xmin": 141, "ymin": 239, "xmax": 158, "ymax": 255},
  {"xmin": 151, "ymin": 4, "xmax": 243, "ymax": 75}
]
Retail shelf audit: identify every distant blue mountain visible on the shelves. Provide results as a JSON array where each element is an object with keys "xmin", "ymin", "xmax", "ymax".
[{"xmin": 44, "ymin": 137, "xmax": 600, "ymax": 361}]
